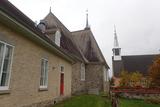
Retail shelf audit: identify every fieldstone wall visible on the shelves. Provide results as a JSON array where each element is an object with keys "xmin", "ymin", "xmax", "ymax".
[
  {"xmin": 71, "ymin": 62, "xmax": 86, "ymax": 95},
  {"xmin": 0, "ymin": 23, "xmax": 72, "ymax": 107},
  {"xmin": 22, "ymin": 96, "xmax": 70, "ymax": 107},
  {"xmin": 85, "ymin": 64, "xmax": 104, "ymax": 93}
]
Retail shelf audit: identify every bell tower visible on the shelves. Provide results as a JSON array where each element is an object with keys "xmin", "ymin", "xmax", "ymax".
[{"xmin": 112, "ymin": 26, "xmax": 121, "ymax": 60}]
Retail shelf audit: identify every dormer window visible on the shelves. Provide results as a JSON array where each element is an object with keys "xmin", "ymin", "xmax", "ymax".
[{"xmin": 55, "ymin": 30, "xmax": 61, "ymax": 47}]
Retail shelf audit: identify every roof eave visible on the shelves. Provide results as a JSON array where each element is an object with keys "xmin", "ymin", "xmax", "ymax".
[{"xmin": 0, "ymin": 10, "xmax": 76, "ymax": 64}]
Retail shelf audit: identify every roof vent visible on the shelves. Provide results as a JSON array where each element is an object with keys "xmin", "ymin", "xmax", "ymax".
[{"xmin": 37, "ymin": 20, "xmax": 47, "ymax": 33}]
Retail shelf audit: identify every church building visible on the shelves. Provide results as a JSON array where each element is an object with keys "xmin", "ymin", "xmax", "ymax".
[
  {"xmin": 39, "ymin": 9, "xmax": 110, "ymax": 94},
  {"xmin": 112, "ymin": 27, "xmax": 158, "ymax": 87}
]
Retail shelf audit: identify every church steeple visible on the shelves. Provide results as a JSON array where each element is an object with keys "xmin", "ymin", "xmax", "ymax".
[
  {"xmin": 114, "ymin": 25, "xmax": 119, "ymax": 47},
  {"xmin": 112, "ymin": 25, "xmax": 121, "ymax": 60},
  {"xmin": 85, "ymin": 10, "xmax": 90, "ymax": 30}
]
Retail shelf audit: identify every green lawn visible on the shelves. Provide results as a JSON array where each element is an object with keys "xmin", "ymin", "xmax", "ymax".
[
  {"xmin": 120, "ymin": 98, "xmax": 160, "ymax": 107},
  {"xmin": 53, "ymin": 95, "xmax": 111, "ymax": 107},
  {"xmin": 53, "ymin": 95, "xmax": 160, "ymax": 107}
]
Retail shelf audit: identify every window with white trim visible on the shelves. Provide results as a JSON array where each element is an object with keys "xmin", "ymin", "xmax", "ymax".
[
  {"xmin": 55, "ymin": 30, "xmax": 61, "ymax": 47},
  {"xmin": 40, "ymin": 59, "xmax": 48, "ymax": 88},
  {"xmin": 80, "ymin": 63, "xmax": 85, "ymax": 81},
  {"xmin": 103, "ymin": 66, "xmax": 108, "ymax": 82},
  {"xmin": 103, "ymin": 67, "xmax": 107, "ymax": 81},
  {"xmin": 0, "ymin": 41, "xmax": 14, "ymax": 90}
]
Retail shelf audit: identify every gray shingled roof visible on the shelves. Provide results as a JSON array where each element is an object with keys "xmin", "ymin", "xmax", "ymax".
[
  {"xmin": 113, "ymin": 54, "xmax": 159, "ymax": 77},
  {"xmin": 72, "ymin": 29, "xmax": 109, "ymax": 68},
  {"xmin": 42, "ymin": 12, "xmax": 84, "ymax": 62}
]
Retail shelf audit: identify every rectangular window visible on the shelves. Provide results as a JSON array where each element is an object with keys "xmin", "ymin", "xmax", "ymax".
[
  {"xmin": 103, "ymin": 66, "xmax": 109, "ymax": 82},
  {"xmin": 80, "ymin": 63, "xmax": 85, "ymax": 81},
  {"xmin": 40, "ymin": 59, "xmax": 48, "ymax": 88},
  {"xmin": 0, "ymin": 41, "xmax": 14, "ymax": 90},
  {"xmin": 60, "ymin": 66, "xmax": 64, "ymax": 73}
]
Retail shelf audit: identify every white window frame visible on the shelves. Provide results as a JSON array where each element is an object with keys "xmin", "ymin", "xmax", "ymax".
[
  {"xmin": 55, "ymin": 30, "xmax": 61, "ymax": 47},
  {"xmin": 103, "ymin": 66, "xmax": 109, "ymax": 82},
  {"xmin": 80, "ymin": 63, "xmax": 85, "ymax": 81},
  {"xmin": 103, "ymin": 67, "xmax": 106, "ymax": 82},
  {"xmin": 40, "ymin": 58, "xmax": 48, "ymax": 89},
  {"xmin": 0, "ymin": 40, "xmax": 14, "ymax": 91}
]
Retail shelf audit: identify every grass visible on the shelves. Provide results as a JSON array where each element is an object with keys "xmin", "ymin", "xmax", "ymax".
[
  {"xmin": 120, "ymin": 98, "xmax": 160, "ymax": 107},
  {"xmin": 53, "ymin": 94, "xmax": 111, "ymax": 107},
  {"xmin": 53, "ymin": 94, "xmax": 160, "ymax": 107}
]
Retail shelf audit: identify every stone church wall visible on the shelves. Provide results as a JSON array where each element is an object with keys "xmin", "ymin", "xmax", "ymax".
[
  {"xmin": 85, "ymin": 64, "xmax": 104, "ymax": 93},
  {"xmin": 71, "ymin": 62, "xmax": 86, "ymax": 95}
]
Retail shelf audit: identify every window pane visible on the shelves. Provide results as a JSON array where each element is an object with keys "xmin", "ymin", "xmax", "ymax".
[
  {"xmin": 40, "ymin": 59, "xmax": 44, "ymax": 86},
  {"xmin": 40, "ymin": 59, "xmax": 48, "ymax": 87},
  {"xmin": 44, "ymin": 61, "xmax": 48, "ymax": 86},
  {"xmin": 81, "ymin": 63, "xmax": 85, "ymax": 80},
  {"xmin": 0, "ymin": 73, "xmax": 8, "ymax": 86},
  {"xmin": 1, "ymin": 45, "xmax": 13, "ymax": 86},
  {"xmin": 0, "ymin": 43, "xmax": 4, "ymax": 75}
]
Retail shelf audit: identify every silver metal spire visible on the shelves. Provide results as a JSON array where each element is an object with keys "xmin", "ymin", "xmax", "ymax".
[
  {"xmin": 114, "ymin": 25, "xmax": 119, "ymax": 47},
  {"xmin": 86, "ymin": 10, "xmax": 89, "ymax": 28},
  {"xmin": 85, "ymin": 9, "xmax": 90, "ymax": 29}
]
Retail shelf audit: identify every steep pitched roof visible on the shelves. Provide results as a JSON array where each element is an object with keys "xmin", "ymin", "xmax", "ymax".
[
  {"xmin": 113, "ymin": 54, "xmax": 159, "ymax": 77},
  {"xmin": 41, "ymin": 12, "xmax": 84, "ymax": 62},
  {"xmin": 0, "ymin": 0, "xmax": 75, "ymax": 63},
  {"xmin": 72, "ymin": 29, "xmax": 109, "ymax": 68}
]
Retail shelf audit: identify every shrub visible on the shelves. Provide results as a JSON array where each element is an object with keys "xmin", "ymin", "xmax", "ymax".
[{"xmin": 145, "ymin": 97, "xmax": 160, "ymax": 104}]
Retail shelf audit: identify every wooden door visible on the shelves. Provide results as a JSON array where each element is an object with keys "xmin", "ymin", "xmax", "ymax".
[{"xmin": 60, "ymin": 73, "xmax": 64, "ymax": 95}]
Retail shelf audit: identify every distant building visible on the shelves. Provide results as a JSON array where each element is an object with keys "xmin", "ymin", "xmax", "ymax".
[{"xmin": 112, "ymin": 26, "xmax": 158, "ymax": 87}]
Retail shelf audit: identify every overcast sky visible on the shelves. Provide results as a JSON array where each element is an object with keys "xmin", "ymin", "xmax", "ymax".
[{"xmin": 9, "ymin": 0, "xmax": 160, "ymax": 76}]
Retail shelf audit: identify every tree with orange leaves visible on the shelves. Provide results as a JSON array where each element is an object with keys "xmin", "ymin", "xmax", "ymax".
[{"xmin": 148, "ymin": 56, "xmax": 160, "ymax": 87}]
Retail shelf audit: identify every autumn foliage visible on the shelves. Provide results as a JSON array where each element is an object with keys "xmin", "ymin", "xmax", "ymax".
[
  {"xmin": 119, "ymin": 71, "xmax": 145, "ymax": 87},
  {"xmin": 148, "ymin": 56, "xmax": 160, "ymax": 87}
]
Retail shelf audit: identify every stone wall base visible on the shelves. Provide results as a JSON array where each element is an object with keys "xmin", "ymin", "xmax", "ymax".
[
  {"xmin": 121, "ymin": 93, "xmax": 160, "ymax": 99},
  {"xmin": 22, "ymin": 99, "xmax": 55, "ymax": 107},
  {"xmin": 22, "ymin": 96, "xmax": 70, "ymax": 107}
]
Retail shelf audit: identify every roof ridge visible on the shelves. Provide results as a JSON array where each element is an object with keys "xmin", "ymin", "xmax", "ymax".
[
  {"xmin": 122, "ymin": 54, "xmax": 160, "ymax": 57},
  {"xmin": 71, "ymin": 29, "xmax": 90, "ymax": 33}
]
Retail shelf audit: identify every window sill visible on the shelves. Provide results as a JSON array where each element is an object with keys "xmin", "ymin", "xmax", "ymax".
[
  {"xmin": 0, "ymin": 90, "xmax": 10, "ymax": 95},
  {"xmin": 39, "ymin": 87, "xmax": 48, "ymax": 91}
]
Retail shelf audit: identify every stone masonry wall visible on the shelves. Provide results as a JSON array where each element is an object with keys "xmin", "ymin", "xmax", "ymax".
[
  {"xmin": 85, "ymin": 64, "xmax": 104, "ymax": 92},
  {"xmin": 0, "ymin": 23, "xmax": 72, "ymax": 107},
  {"xmin": 71, "ymin": 62, "xmax": 86, "ymax": 95}
]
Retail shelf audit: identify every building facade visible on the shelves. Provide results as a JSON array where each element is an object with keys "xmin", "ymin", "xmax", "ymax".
[
  {"xmin": 0, "ymin": 1, "xmax": 74, "ymax": 107},
  {"xmin": 0, "ymin": 1, "xmax": 109, "ymax": 107}
]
